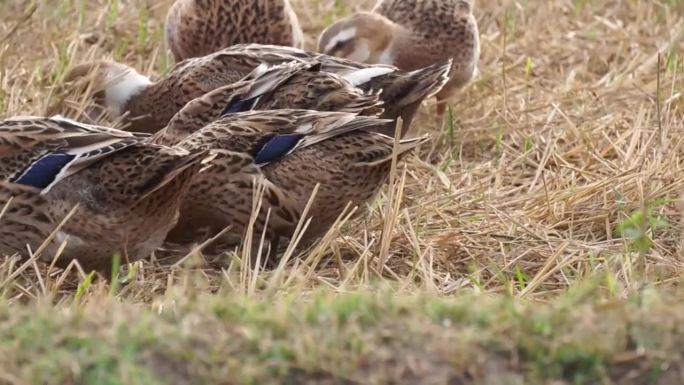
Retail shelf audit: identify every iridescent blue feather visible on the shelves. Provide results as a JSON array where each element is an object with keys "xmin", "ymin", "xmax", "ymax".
[
  {"xmin": 13, "ymin": 153, "xmax": 76, "ymax": 189},
  {"xmin": 254, "ymin": 134, "xmax": 304, "ymax": 164}
]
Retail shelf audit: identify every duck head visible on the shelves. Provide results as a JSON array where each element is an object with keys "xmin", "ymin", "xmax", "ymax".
[{"xmin": 317, "ymin": 12, "xmax": 402, "ymax": 65}]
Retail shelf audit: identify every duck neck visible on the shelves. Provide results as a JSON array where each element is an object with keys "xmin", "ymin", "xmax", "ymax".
[
  {"xmin": 101, "ymin": 70, "xmax": 170, "ymax": 133},
  {"xmin": 104, "ymin": 69, "xmax": 151, "ymax": 116},
  {"xmin": 123, "ymin": 82, "xmax": 184, "ymax": 134},
  {"xmin": 387, "ymin": 29, "xmax": 433, "ymax": 71},
  {"xmin": 381, "ymin": 23, "xmax": 418, "ymax": 65}
]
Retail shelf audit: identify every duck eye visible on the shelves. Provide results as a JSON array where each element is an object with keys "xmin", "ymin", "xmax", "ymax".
[{"xmin": 332, "ymin": 40, "xmax": 348, "ymax": 53}]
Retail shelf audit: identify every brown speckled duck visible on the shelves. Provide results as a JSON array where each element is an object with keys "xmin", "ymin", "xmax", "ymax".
[
  {"xmin": 0, "ymin": 116, "xmax": 207, "ymax": 272},
  {"xmin": 317, "ymin": 0, "xmax": 480, "ymax": 114},
  {"xmin": 64, "ymin": 44, "xmax": 451, "ymax": 137},
  {"xmin": 151, "ymin": 60, "xmax": 385, "ymax": 145},
  {"xmin": 162, "ymin": 109, "xmax": 427, "ymax": 258},
  {"xmin": 165, "ymin": 0, "xmax": 304, "ymax": 62}
]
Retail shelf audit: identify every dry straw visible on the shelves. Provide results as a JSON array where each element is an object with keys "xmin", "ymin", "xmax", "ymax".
[{"xmin": 0, "ymin": 0, "xmax": 682, "ymax": 302}]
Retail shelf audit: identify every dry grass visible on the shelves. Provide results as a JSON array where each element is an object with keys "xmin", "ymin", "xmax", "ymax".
[
  {"xmin": 0, "ymin": 0, "xmax": 684, "ymax": 382},
  {"xmin": 2, "ymin": 0, "xmax": 681, "ymax": 299}
]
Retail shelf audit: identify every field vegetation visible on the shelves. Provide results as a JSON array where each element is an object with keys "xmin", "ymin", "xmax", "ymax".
[{"xmin": 0, "ymin": 0, "xmax": 683, "ymax": 383}]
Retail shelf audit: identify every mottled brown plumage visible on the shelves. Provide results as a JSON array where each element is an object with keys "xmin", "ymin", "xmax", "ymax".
[
  {"xmin": 0, "ymin": 116, "xmax": 207, "ymax": 272},
  {"xmin": 318, "ymin": 0, "xmax": 480, "ymax": 114},
  {"xmin": 164, "ymin": 109, "xmax": 427, "ymax": 260},
  {"xmin": 0, "ymin": 182, "xmax": 58, "ymax": 258},
  {"xmin": 152, "ymin": 61, "xmax": 383, "ymax": 145},
  {"xmin": 165, "ymin": 0, "xmax": 304, "ymax": 62},
  {"xmin": 65, "ymin": 44, "xmax": 450, "ymax": 137}
]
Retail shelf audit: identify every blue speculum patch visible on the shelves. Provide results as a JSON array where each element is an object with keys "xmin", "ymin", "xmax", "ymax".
[
  {"xmin": 254, "ymin": 134, "xmax": 304, "ymax": 164},
  {"xmin": 13, "ymin": 152, "xmax": 75, "ymax": 189},
  {"xmin": 221, "ymin": 96, "xmax": 259, "ymax": 116}
]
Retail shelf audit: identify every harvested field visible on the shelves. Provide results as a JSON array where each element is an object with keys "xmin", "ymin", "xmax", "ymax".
[{"xmin": 0, "ymin": 0, "xmax": 683, "ymax": 383}]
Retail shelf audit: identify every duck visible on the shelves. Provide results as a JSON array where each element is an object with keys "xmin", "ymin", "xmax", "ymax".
[
  {"xmin": 162, "ymin": 109, "xmax": 428, "ymax": 260},
  {"xmin": 0, "ymin": 115, "xmax": 208, "ymax": 272},
  {"xmin": 151, "ymin": 60, "xmax": 386, "ymax": 145},
  {"xmin": 64, "ymin": 44, "xmax": 451, "ymax": 137},
  {"xmin": 317, "ymin": 0, "xmax": 480, "ymax": 114},
  {"xmin": 165, "ymin": 0, "xmax": 304, "ymax": 62}
]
